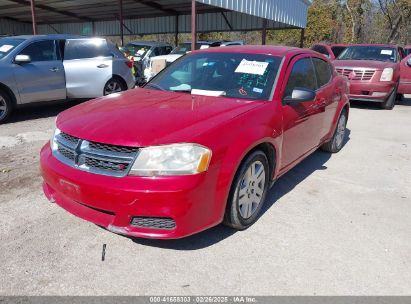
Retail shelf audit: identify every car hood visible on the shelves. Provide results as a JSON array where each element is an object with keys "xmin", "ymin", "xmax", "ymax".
[
  {"xmin": 151, "ymin": 54, "xmax": 183, "ymax": 62},
  {"xmin": 57, "ymin": 88, "xmax": 263, "ymax": 147},
  {"xmin": 333, "ymin": 59, "xmax": 397, "ymax": 70}
]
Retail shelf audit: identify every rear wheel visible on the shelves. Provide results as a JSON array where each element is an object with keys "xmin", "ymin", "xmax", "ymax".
[
  {"xmin": 380, "ymin": 87, "xmax": 397, "ymax": 110},
  {"xmin": 0, "ymin": 89, "xmax": 13, "ymax": 124},
  {"xmin": 103, "ymin": 78, "xmax": 125, "ymax": 96},
  {"xmin": 224, "ymin": 151, "xmax": 269, "ymax": 230},
  {"xmin": 321, "ymin": 109, "xmax": 347, "ymax": 153}
]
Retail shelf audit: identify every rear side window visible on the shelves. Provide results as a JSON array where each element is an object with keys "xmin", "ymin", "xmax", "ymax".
[
  {"xmin": 312, "ymin": 58, "xmax": 332, "ymax": 87},
  {"xmin": 19, "ymin": 40, "xmax": 57, "ymax": 62},
  {"xmin": 284, "ymin": 57, "xmax": 317, "ymax": 97},
  {"xmin": 64, "ymin": 39, "xmax": 110, "ymax": 60},
  {"xmin": 312, "ymin": 45, "xmax": 330, "ymax": 57},
  {"xmin": 331, "ymin": 46, "xmax": 346, "ymax": 58}
]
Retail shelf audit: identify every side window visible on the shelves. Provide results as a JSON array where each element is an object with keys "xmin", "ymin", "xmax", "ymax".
[
  {"xmin": 284, "ymin": 57, "xmax": 317, "ymax": 97},
  {"xmin": 152, "ymin": 47, "xmax": 161, "ymax": 57},
  {"xmin": 312, "ymin": 57, "xmax": 332, "ymax": 88},
  {"xmin": 398, "ymin": 47, "xmax": 405, "ymax": 60},
  {"xmin": 312, "ymin": 45, "xmax": 330, "ymax": 57},
  {"xmin": 19, "ymin": 40, "xmax": 57, "ymax": 62},
  {"xmin": 64, "ymin": 39, "xmax": 110, "ymax": 60}
]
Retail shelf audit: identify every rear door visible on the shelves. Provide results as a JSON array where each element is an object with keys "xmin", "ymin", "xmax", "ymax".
[
  {"xmin": 312, "ymin": 57, "xmax": 339, "ymax": 140},
  {"xmin": 13, "ymin": 39, "xmax": 66, "ymax": 103},
  {"xmin": 63, "ymin": 38, "xmax": 112, "ymax": 98},
  {"xmin": 280, "ymin": 56, "xmax": 325, "ymax": 169}
]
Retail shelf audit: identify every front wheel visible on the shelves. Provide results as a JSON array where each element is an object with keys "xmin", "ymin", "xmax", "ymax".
[
  {"xmin": 224, "ymin": 151, "xmax": 269, "ymax": 230},
  {"xmin": 0, "ymin": 89, "xmax": 13, "ymax": 124},
  {"xmin": 103, "ymin": 78, "xmax": 125, "ymax": 96},
  {"xmin": 321, "ymin": 109, "xmax": 347, "ymax": 153}
]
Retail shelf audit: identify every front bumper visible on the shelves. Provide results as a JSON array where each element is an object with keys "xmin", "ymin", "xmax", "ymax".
[
  {"xmin": 40, "ymin": 143, "xmax": 222, "ymax": 239},
  {"xmin": 348, "ymin": 81, "xmax": 395, "ymax": 102}
]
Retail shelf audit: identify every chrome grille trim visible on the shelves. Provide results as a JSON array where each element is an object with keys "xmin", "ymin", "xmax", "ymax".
[
  {"xmin": 335, "ymin": 67, "xmax": 376, "ymax": 81},
  {"xmin": 52, "ymin": 131, "xmax": 138, "ymax": 177}
]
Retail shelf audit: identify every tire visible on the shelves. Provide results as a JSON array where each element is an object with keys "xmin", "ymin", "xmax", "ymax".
[
  {"xmin": 103, "ymin": 78, "xmax": 125, "ymax": 96},
  {"xmin": 380, "ymin": 86, "xmax": 397, "ymax": 110},
  {"xmin": 0, "ymin": 89, "xmax": 14, "ymax": 124},
  {"xmin": 224, "ymin": 150, "xmax": 270, "ymax": 230},
  {"xmin": 321, "ymin": 109, "xmax": 347, "ymax": 153}
]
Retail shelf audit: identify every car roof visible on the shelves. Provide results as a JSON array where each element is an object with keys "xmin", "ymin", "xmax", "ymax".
[
  {"xmin": 127, "ymin": 41, "xmax": 171, "ymax": 47},
  {"xmin": 192, "ymin": 45, "xmax": 313, "ymax": 57},
  {"xmin": 347, "ymin": 43, "xmax": 399, "ymax": 48},
  {"xmin": 6, "ymin": 34, "xmax": 83, "ymax": 40}
]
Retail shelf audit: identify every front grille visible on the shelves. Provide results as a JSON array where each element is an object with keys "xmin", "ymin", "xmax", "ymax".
[
  {"xmin": 336, "ymin": 67, "xmax": 375, "ymax": 81},
  {"xmin": 130, "ymin": 217, "xmax": 176, "ymax": 230},
  {"xmin": 89, "ymin": 142, "xmax": 137, "ymax": 154},
  {"xmin": 52, "ymin": 131, "xmax": 138, "ymax": 177}
]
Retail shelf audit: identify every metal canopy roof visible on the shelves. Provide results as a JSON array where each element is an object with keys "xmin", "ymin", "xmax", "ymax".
[{"xmin": 0, "ymin": 0, "xmax": 311, "ymax": 36}]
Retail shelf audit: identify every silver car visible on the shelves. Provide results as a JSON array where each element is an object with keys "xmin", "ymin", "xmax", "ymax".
[{"xmin": 0, "ymin": 34, "xmax": 135, "ymax": 123}]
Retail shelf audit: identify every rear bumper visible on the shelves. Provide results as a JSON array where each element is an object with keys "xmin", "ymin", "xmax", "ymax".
[
  {"xmin": 40, "ymin": 143, "xmax": 222, "ymax": 239},
  {"xmin": 348, "ymin": 81, "xmax": 395, "ymax": 102}
]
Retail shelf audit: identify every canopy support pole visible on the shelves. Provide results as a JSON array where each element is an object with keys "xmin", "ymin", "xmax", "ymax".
[
  {"xmin": 118, "ymin": 0, "xmax": 124, "ymax": 46},
  {"xmin": 300, "ymin": 28, "xmax": 305, "ymax": 48},
  {"xmin": 30, "ymin": 0, "xmax": 37, "ymax": 35},
  {"xmin": 262, "ymin": 18, "xmax": 267, "ymax": 45},
  {"xmin": 191, "ymin": 0, "xmax": 197, "ymax": 51}
]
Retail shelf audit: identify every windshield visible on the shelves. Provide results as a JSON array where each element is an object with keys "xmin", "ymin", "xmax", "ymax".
[
  {"xmin": 405, "ymin": 48, "xmax": 411, "ymax": 56},
  {"xmin": 146, "ymin": 52, "xmax": 282, "ymax": 100},
  {"xmin": 124, "ymin": 44, "xmax": 151, "ymax": 58},
  {"xmin": 337, "ymin": 46, "xmax": 397, "ymax": 62},
  {"xmin": 0, "ymin": 38, "xmax": 24, "ymax": 59},
  {"xmin": 331, "ymin": 46, "xmax": 346, "ymax": 58}
]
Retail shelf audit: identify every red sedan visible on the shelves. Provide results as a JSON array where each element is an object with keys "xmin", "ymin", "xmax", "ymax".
[{"xmin": 40, "ymin": 46, "xmax": 349, "ymax": 239}]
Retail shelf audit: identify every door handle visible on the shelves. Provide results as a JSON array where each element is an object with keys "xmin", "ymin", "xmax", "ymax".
[
  {"xmin": 97, "ymin": 64, "xmax": 109, "ymax": 68},
  {"xmin": 50, "ymin": 67, "xmax": 59, "ymax": 72}
]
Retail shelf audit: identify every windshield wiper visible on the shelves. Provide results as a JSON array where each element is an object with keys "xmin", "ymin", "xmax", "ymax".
[
  {"xmin": 172, "ymin": 90, "xmax": 191, "ymax": 93},
  {"xmin": 144, "ymin": 83, "xmax": 166, "ymax": 91}
]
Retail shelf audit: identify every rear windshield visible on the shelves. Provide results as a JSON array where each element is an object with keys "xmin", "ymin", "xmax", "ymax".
[
  {"xmin": 331, "ymin": 46, "xmax": 346, "ymax": 58},
  {"xmin": 146, "ymin": 52, "xmax": 282, "ymax": 101},
  {"xmin": 171, "ymin": 43, "xmax": 211, "ymax": 54},
  {"xmin": 337, "ymin": 46, "xmax": 397, "ymax": 62},
  {"xmin": 0, "ymin": 38, "xmax": 24, "ymax": 59},
  {"xmin": 124, "ymin": 44, "xmax": 151, "ymax": 58}
]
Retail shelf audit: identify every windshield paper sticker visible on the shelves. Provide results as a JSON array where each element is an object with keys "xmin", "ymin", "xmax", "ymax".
[
  {"xmin": 235, "ymin": 59, "xmax": 269, "ymax": 75},
  {"xmin": 0, "ymin": 45, "xmax": 13, "ymax": 52},
  {"xmin": 381, "ymin": 50, "xmax": 393, "ymax": 55},
  {"xmin": 253, "ymin": 88, "xmax": 263, "ymax": 94}
]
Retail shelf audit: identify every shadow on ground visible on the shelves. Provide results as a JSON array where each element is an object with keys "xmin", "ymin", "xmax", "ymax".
[
  {"xmin": 130, "ymin": 129, "xmax": 351, "ymax": 250},
  {"xmin": 6, "ymin": 99, "xmax": 86, "ymax": 124},
  {"xmin": 350, "ymin": 96, "xmax": 411, "ymax": 110}
]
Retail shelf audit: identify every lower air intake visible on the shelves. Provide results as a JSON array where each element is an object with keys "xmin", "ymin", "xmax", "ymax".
[{"xmin": 130, "ymin": 216, "xmax": 176, "ymax": 230}]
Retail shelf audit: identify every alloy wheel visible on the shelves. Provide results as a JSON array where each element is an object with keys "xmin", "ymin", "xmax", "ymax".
[
  {"xmin": 0, "ymin": 95, "xmax": 7, "ymax": 121},
  {"xmin": 104, "ymin": 80, "xmax": 122, "ymax": 95},
  {"xmin": 238, "ymin": 160, "xmax": 266, "ymax": 219},
  {"xmin": 335, "ymin": 112, "xmax": 346, "ymax": 148}
]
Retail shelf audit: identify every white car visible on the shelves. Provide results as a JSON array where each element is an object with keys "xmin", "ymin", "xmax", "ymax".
[{"xmin": 145, "ymin": 41, "xmax": 244, "ymax": 82}]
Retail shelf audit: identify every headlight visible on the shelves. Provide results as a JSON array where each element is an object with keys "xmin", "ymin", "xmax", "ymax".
[
  {"xmin": 50, "ymin": 127, "xmax": 60, "ymax": 150},
  {"xmin": 380, "ymin": 68, "xmax": 393, "ymax": 81},
  {"xmin": 129, "ymin": 143, "xmax": 212, "ymax": 176}
]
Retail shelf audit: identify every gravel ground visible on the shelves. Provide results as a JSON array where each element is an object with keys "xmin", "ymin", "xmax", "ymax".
[{"xmin": 0, "ymin": 99, "xmax": 410, "ymax": 295}]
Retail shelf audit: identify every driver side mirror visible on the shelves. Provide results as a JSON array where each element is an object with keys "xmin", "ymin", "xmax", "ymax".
[
  {"xmin": 15, "ymin": 54, "xmax": 31, "ymax": 64},
  {"xmin": 283, "ymin": 88, "xmax": 316, "ymax": 105}
]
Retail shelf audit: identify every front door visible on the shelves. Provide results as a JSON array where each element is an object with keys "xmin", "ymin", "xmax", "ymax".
[
  {"xmin": 399, "ymin": 55, "xmax": 411, "ymax": 95},
  {"xmin": 63, "ymin": 38, "xmax": 113, "ymax": 98},
  {"xmin": 280, "ymin": 56, "xmax": 325, "ymax": 170},
  {"xmin": 13, "ymin": 39, "xmax": 66, "ymax": 104}
]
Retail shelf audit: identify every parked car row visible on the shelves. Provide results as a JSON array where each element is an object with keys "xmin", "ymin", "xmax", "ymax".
[
  {"xmin": 312, "ymin": 43, "xmax": 411, "ymax": 109},
  {"xmin": 0, "ymin": 34, "xmax": 135, "ymax": 123}
]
